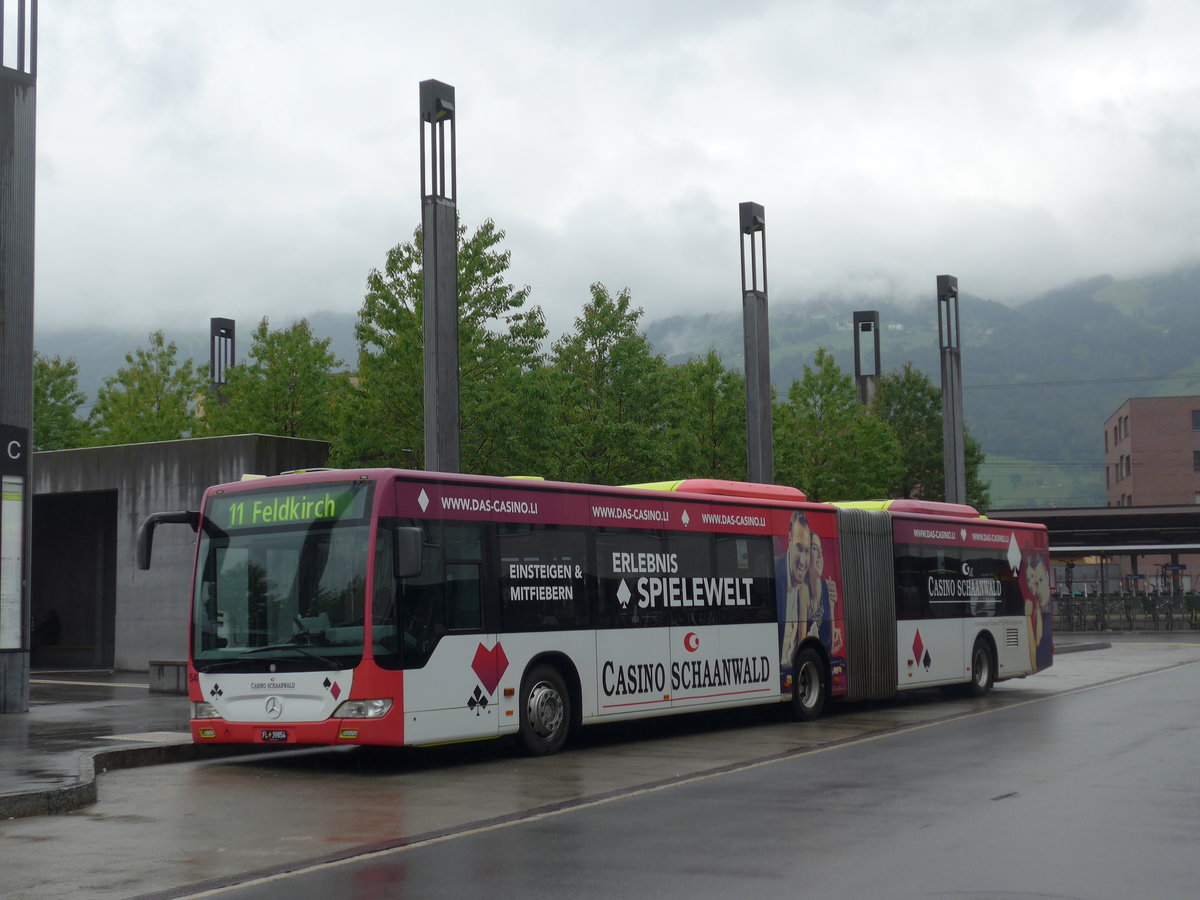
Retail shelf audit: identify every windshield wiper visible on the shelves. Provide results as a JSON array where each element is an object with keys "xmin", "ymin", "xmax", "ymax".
[
  {"xmin": 237, "ymin": 643, "xmax": 345, "ymax": 669},
  {"xmin": 196, "ymin": 658, "xmax": 264, "ymax": 674}
]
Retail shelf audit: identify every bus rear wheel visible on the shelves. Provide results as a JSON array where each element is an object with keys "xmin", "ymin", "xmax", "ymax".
[
  {"xmin": 519, "ymin": 664, "xmax": 571, "ymax": 756},
  {"xmin": 966, "ymin": 638, "xmax": 995, "ymax": 697},
  {"xmin": 791, "ymin": 647, "xmax": 827, "ymax": 722}
]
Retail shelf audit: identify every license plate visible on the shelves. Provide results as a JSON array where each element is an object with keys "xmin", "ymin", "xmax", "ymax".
[{"xmin": 261, "ymin": 729, "xmax": 289, "ymax": 742}]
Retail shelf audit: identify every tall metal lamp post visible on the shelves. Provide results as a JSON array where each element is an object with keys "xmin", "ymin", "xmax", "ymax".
[
  {"xmin": 420, "ymin": 79, "xmax": 460, "ymax": 473},
  {"xmin": 853, "ymin": 311, "xmax": 881, "ymax": 407},
  {"xmin": 209, "ymin": 318, "xmax": 235, "ymax": 402},
  {"xmin": 740, "ymin": 202, "xmax": 773, "ymax": 484},
  {"xmin": 937, "ymin": 275, "xmax": 966, "ymax": 504}
]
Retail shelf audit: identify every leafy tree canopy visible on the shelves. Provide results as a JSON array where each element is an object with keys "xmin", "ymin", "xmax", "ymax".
[
  {"xmin": 336, "ymin": 218, "xmax": 548, "ymax": 474},
  {"xmin": 664, "ymin": 348, "xmax": 746, "ymax": 481},
  {"xmin": 204, "ymin": 317, "xmax": 345, "ymax": 440},
  {"xmin": 543, "ymin": 284, "xmax": 670, "ymax": 485},
  {"xmin": 774, "ymin": 347, "xmax": 903, "ymax": 502},
  {"xmin": 872, "ymin": 362, "xmax": 991, "ymax": 510},
  {"xmin": 90, "ymin": 331, "xmax": 207, "ymax": 445},
  {"xmin": 32, "ymin": 352, "xmax": 94, "ymax": 450}
]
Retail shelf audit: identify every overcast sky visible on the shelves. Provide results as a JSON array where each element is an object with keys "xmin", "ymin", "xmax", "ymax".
[{"xmin": 27, "ymin": 0, "xmax": 1200, "ymax": 341}]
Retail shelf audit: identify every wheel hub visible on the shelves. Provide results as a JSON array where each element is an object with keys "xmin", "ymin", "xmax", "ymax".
[{"xmin": 527, "ymin": 681, "xmax": 564, "ymax": 739}]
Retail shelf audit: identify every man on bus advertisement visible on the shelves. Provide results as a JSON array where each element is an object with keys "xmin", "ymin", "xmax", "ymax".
[{"xmin": 776, "ymin": 509, "xmax": 846, "ymax": 695}]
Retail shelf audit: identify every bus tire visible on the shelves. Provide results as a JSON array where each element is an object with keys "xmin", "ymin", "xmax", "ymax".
[
  {"xmin": 966, "ymin": 637, "xmax": 995, "ymax": 698},
  {"xmin": 519, "ymin": 664, "xmax": 571, "ymax": 756},
  {"xmin": 791, "ymin": 647, "xmax": 827, "ymax": 722}
]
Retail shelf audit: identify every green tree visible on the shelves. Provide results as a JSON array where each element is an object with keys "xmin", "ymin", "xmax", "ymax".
[
  {"xmin": 204, "ymin": 318, "xmax": 345, "ymax": 439},
  {"xmin": 32, "ymin": 352, "xmax": 94, "ymax": 450},
  {"xmin": 90, "ymin": 331, "xmax": 207, "ymax": 445},
  {"xmin": 963, "ymin": 433, "xmax": 992, "ymax": 512},
  {"xmin": 872, "ymin": 362, "xmax": 992, "ymax": 511},
  {"xmin": 543, "ymin": 284, "xmax": 669, "ymax": 485},
  {"xmin": 336, "ymin": 219, "xmax": 549, "ymax": 474},
  {"xmin": 663, "ymin": 349, "xmax": 746, "ymax": 480},
  {"xmin": 774, "ymin": 347, "xmax": 902, "ymax": 502}
]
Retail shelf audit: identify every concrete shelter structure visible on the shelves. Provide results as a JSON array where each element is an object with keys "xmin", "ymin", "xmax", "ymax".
[{"xmin": 31, "ymin": 435, "xmax": 328, "ymax": 671}]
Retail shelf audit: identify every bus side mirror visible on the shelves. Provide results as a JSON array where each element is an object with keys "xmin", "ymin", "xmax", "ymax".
[
  {"xmin": 137, "ymin": 510, "xmax": 200, "ymax": 570},
  {"xmin": 393, "ymin": 527, "xmax": 423, "ymax": 579}
]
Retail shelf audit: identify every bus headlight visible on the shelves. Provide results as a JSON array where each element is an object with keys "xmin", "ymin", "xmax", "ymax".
[
  {"xmin": 334, "ymin": 699, "xmax": 393, "ymax": 719},
  {"xmin": 191, "ymin": 701, "xmax": 222, "ymax": 719}
]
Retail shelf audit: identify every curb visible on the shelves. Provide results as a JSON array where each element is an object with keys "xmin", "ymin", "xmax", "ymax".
[
  {"xmin": 1054, "ymin": 641, "xmax": 1112, "ymax": 655},
  {"xmin": 0, "ymin": 741, "xmax": 275, "ymax": 820}
]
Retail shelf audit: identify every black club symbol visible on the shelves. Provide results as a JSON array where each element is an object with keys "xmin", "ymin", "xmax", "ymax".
[{"xmin": 467, "ymin": 685, "xmax": 490, "ymax": 715}]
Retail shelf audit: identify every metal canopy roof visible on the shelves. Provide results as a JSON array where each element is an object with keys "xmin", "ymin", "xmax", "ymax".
[{"xmin": 990, "ymin": 505, "xmax": 1200, "ymax": 556}]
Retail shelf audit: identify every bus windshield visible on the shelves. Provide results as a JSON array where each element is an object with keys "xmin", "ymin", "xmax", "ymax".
[{"xmin": 192, "ymin": 482, "xmax": 373, "ymax": 672}]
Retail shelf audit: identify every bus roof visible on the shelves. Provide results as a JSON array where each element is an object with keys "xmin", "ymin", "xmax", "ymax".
[
  {"xmin": 624, "ymin": 479, "xmax": 807, "ymax": 503},
  {"xmin": 832, "ymin": 498, "xmax": 984, "ymax": 519}
]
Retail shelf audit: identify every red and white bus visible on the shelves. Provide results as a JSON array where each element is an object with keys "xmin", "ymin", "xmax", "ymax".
[{"xmin": 137, "ymin": 469, "xmax": 1052, "ymax": 755}]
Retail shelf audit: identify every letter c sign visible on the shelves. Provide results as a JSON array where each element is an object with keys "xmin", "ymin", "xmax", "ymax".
[{"xmin": 0, "ymin": 424, "xmax": 28, "ymax": 476}]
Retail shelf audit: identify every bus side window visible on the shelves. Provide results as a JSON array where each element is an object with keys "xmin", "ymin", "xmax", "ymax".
[
  {"xmin": 442, "ymin": 524, "xmax": 483, "ymax": 633},
  {"xmin": 497, "ymin": 525, "xmax": 591, "ymax": 632},
  {"xmin": 713, "ymin": 534, "xmax": 775, "ymax": 624},
  {"xmin": 447, "ymin": 563, "xmax": 482, "ymax": 631},
  {"xmin": 894, "ymin": 549, "xmax": 925, "ymax": 619},
  {"xmin": 672, "ymin": 533, "xmax": 717, "ymax": 627}
]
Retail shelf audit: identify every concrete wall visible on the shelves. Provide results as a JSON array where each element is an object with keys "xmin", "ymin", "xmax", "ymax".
[{"xmin": 32, "ymin": 435, "xmax": 329, "ymax": 671}]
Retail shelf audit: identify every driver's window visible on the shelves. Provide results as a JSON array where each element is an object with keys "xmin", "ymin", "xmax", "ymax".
[{"xmin": 376, "ymin": 520, "xmax": 484, "ymax": 670}]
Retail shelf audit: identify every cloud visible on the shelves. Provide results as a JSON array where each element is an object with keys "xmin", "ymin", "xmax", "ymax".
[{"xmin": 29, "ymin": 0, "xmax": 1200, "ymax": 342}]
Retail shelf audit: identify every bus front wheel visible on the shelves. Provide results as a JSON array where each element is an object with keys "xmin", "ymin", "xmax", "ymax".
[
  {"xmin": 791, "ymin": 647, "xmax": 827, "ymax": 722},
  {"xmin": 966, "ymin": 638, "xmax": 995, "ymax": 697},
  {"xmin": 519, "ymin": 664, "xmax": 571, "ymax": 756}
]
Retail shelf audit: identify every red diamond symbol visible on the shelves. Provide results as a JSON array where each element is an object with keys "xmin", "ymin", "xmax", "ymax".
[
  {"xmin": 330, "ymin": 681, "xmax": 341, "ymax": 700},
  {"xmin": 912, "ymin": 630, "xmax": 924, "ymax": 662},
  {"xmin": 472, "ymin": 642, "xmax": 510, "ymax": 696}
]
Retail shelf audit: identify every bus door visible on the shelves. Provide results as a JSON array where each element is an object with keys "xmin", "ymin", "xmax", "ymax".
[{"xmin": 390, "ymin": 519, "xmax": 501, "ymax": 745}]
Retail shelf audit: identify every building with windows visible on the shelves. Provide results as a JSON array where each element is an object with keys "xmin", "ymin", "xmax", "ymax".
[
  {"xmin": 1097, "ymin": 396, "xmax": 1200, "ymax": 597},
  {"xmin": 1105, "ymin": 396, "xmax": 1200, "ymax": 508}
]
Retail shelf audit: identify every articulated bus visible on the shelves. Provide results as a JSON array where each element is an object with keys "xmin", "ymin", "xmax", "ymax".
[{"xmin": 137, "ymin": 469, "xmax": 1052, "ymax": 755}]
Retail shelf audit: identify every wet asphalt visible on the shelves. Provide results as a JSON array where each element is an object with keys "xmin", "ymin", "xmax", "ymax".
[{"xmin": 1, "ymin": 632, "xmax": 1199, "ymax": 898}]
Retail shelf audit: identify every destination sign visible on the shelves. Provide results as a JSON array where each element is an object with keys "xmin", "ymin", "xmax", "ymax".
[{"xmin": 206, "ymin": 482, "xmax": 372, "ymax": 530}]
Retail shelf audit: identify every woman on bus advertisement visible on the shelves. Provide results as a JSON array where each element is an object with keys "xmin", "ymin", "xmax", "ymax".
[
  {"xmin": 1022, "ymin": 548, "xmax": 1052, "ymax": 672},
  {"xmin": 778, "ymin": 510, "xmax": 812, "ymax": 668},
  {"xmin": 806, "ymin": 532, "xmax": 844, "ymax": 657}
]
